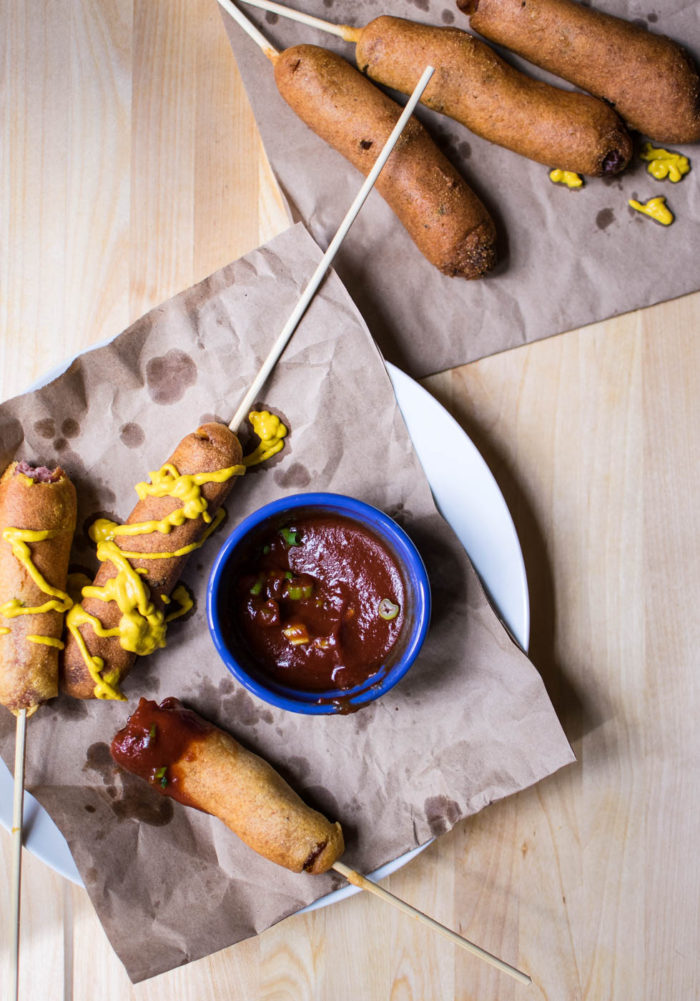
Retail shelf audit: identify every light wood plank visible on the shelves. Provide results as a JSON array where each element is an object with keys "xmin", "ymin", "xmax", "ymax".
[{"xmin": 2, "ymin": 0, "xmax": 699, "ymax": 998}]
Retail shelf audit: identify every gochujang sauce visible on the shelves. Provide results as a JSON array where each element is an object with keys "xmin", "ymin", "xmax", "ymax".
[{"xmin": 229, "ymin": 514, "xmax": 405, "ymax": 692}]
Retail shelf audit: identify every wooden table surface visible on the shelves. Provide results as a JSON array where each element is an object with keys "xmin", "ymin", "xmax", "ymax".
[{"xmin": 2, "ymin": 3, "xmax": 699, "ymax": 999}]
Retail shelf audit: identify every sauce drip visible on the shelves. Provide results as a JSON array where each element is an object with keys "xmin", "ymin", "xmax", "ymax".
[{"xmin": 110, "ymin": 696, "xmax": 214, "ymax": 809}]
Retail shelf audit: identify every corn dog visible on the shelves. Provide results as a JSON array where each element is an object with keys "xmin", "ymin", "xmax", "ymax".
[
  {"xmin": 62, "ymin": 424, "xmax": 245, "ymax": 701},
  {"xmin": 111, "ymin": 697, "xmax": 345, "ymax": 874},
  {"xmin": 0, "ymin": 462, "xmax": 76, "ymax": 714},
  {"xmin": 458, "ymin": 0, "xmax": 700, "ymax": 143},
  {"xmin": 274, "ymin": 44, "xmax": 497, "ymax": 279},
  {"xmin": 355, "ymin": 16, "xmax": 632, "ymax": 176}
]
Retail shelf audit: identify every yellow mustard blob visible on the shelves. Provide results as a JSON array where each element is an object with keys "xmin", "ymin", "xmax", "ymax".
[
  {"xmin": 0, "ymin": 627, "xmax": 10, "ymax": 636},
  {"xmin": 628, "ymin": 196, "xmax": 674, "ymax": 226},
  {"xmin": 244, "ymin": 411, "xmax": 288, "ymax": 467},
  {"xmin": 549, "ymin": 169, "xmax": 583, "ymax": 189},
  {"xmin": 640, "ymin": 142, "xmax": 690, "ymax": 183}
]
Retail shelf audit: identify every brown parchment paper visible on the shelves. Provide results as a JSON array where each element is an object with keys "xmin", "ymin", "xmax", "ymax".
[
  {"xmin": 222, "ymin": 0, "xmax": 700, "ymax": 378},
  {"xmin": 0, "ymin": 224, "xmax": 573, "ymax": 983}
]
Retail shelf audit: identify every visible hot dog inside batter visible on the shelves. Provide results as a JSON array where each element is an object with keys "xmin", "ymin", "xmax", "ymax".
[{"xmin": 111, "ymin": 697, "xmax": 345, "ymax": 874}]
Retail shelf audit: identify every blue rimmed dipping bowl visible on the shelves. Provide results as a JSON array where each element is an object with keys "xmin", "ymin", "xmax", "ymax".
[{"xmin": 207, "ymin": 492, "xmax": 430, "ymax": 715}]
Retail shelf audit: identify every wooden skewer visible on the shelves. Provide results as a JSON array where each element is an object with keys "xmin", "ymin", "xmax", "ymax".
[
  {"xmin": 238, "ymin": 0, "xmax": 360, "ymax": 42},
  {"xmin": 220, "ymin": 0, "xmax": 435, "ymax": 430},
  {"xmin": 216, "ymin": 0, "xmax": 280, "ymax": 61},
  {"xmin": 9, "ymin": 707, "xmax": 28, "ymax": 1001},
  {"xmin": 219, "ymin": 8, "xmax": 529, "ymax": 982},
  {"xmin": 332, "ymin": 861, "xmax": 531, "ymax": 986}
]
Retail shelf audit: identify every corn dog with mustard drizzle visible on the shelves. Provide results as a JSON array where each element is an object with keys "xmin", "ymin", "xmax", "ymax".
[
  {"xmin": 62, "ymin": 415, "xmax": 285, "ymax": 701},
  {"xmin": 0, "ymin": 462, "xmax": 76, "ymax": 715}
]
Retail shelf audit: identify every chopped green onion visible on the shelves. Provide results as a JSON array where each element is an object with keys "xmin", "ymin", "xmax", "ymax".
[
  {"xmin": 284, "ymin": 571, "xmax": 293, "ymax": 580},
  {"xmin": 262, "ymin": 544, "xmax": 271, "ymax": 555},
  {"xmin": 154, "ymin": 766, "xmax": 168, "ymax": 788},
  {"xmin": 279, "ymin": 527, "xmax": 300, "ymax": 546},
  {"xmin": 377, "ymin": 598, "xmax": 400, "ymax": 621},
  {"xmin": 145, "ymin": 723, "xmax": 157, "ymax": 747},
  {"xmin": 250, "ymin": 573, "xmax": 265, "ymax": 596}
]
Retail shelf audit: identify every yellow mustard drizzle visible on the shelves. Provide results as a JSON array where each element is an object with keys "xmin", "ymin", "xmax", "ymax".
[
  {"xmin": 0, "ymin": 527, "xmax": 73, "ymax": 649},
  {"xmin": 67, "ymin": 411, "xmax": 287, "ymax": 699},
  {"xmin": 628, "ymin": 196, "xmax": 674, "ymax": 226},
  {"xmin": 65, "ymin": 604, "xmax": 125, "ymax": 700},
  {"xmin": 549, "ymin": 169, "xmax": 583, "ymax": 189},
  {"xmin": 27, "ymin": 635, "xmax": 64, "ymax": 649},
  {"xmin": 640, "ymin": 142, "xmax": 690, "ymax": 183},
  {"xmin": 0, "ymin": 528, "xmax": 73, "ymax": 617},
  {"xmin": 166, "ymin": 584, "xmax": 194, "ymax": 622},
  {"xmin": 244, "ymin": 411, "xmax": 287, "ymax": 466}
]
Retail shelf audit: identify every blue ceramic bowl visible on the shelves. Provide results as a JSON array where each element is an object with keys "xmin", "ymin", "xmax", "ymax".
[{"xmin": 207, "ymin": 492, "xmax": 431, "ymax": 715}]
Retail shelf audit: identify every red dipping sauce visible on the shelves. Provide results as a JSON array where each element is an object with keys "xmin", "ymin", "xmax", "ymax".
[{"xmin": 227, "ymin": 514, "xmax": 405, "ymax": 693}]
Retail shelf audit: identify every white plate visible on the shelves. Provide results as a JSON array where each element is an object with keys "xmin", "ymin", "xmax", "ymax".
[{"xmin": 0, "ymin": 362, "xmax": 530, "ymax": 897}]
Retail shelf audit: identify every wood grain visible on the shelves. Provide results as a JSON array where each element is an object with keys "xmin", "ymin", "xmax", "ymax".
[{"xmin": 1, "ymin": 2, "xmax": 699, "ymax": 999}]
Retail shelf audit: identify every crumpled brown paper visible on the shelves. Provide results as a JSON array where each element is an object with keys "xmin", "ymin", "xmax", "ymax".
[
  {"xmin": 222, "ymin": 0, "xmax": 700, "ymax": 377},
  {"xmin": 0, "ymin": 224, "xmax": 573, "ymax": 982}
]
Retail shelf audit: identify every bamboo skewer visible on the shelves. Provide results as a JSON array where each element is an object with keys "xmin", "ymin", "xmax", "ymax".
[
  {"xmin": 332, "ymin": 861, "xmax": 531, "ymax": 985},
  {"xmin": 238, "ymin": 0, "xmax": 360, "ymax": 42},
  {"xmin": 217, "ymin": 0, "xmax": 280, "ymax": 60},
  {"xmin": 9, "ymin": 707, "xmax": 27, "ymax": 1001},
  {"xmin": 219, "ymin": 3, "xmax": 529, "ymax": 984},
  {"xmin": 219, "ymin": 0, "xmax": 435, "ymax": 430}
]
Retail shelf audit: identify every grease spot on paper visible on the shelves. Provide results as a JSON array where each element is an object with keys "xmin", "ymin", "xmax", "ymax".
[{"xmin": 146, "ymin": 350, "xmax": 197, "ymax": 405}]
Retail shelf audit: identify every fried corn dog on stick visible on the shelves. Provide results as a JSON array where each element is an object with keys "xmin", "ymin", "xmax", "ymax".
[
  {"xmin": 0, "ymin": 462, "xmax": 76, "ymax": 714},
  {"xmin": 111, "ymin": 697, "xmax": 345, "ymax": 874},
  {"xmin": 62, "ymin": 424, "xmax": 245, "ymax": 701}
]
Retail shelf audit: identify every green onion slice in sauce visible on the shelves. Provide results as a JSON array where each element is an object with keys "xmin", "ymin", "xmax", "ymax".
[{"xmin": 377, "ymin": 597, "xmax": 400, "ymax": 621}]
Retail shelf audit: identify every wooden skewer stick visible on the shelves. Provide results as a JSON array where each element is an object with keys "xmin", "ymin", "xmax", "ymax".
[
  {"xmin": 220, "ymin": 0, "xmax": 435, "ymax": 430},
  {"xmin": 238, "ymin": 0, "xmax": 360, "ymax": 42},
  {"xmin": 216, "ymin": 0, "xmax": 280, "ymax": 61},
  {"xmin": 9, "ymin": 707, "xmax": 28, "ymax": 1001},
  {"xmin": 332, "ymin": 861, "xmax": 531, "ymax": 986},
  {"xmin": 217, "ymin": 16, "xmax": 527, "ymax": 981}
]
